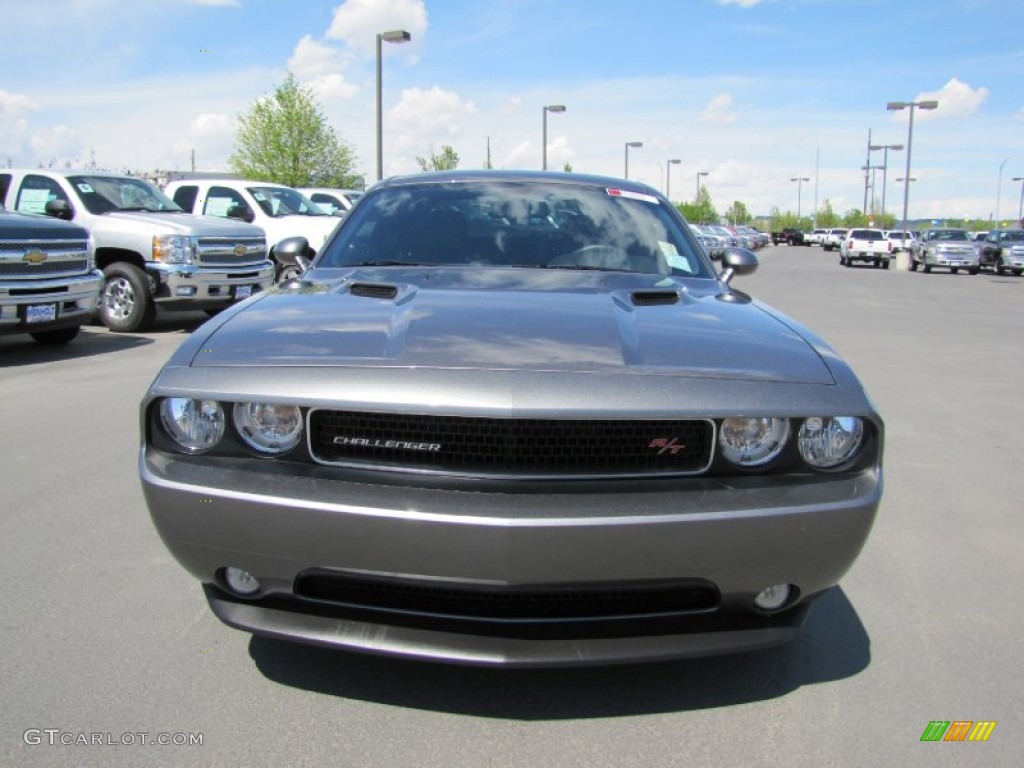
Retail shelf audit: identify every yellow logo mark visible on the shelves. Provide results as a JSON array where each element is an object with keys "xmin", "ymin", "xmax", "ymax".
[
  {"xmin": 24, "ymin": 250, "xmax": 48, "ymax": 264},
  {"xmin": 234, "ymin": 244, "xmax": 246, "ymax": 257}
]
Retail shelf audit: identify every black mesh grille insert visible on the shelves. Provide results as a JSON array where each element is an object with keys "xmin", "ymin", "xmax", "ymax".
[
  {"xmin": 294, "ymin": 571, "xmax": 719, "ymax": 621},
  {"xmin": 308, "ymin": 410, "xmax": 713, "ymax": 476},
  {"xmin": 0, "ymin": 259, "xmax": 89, "ymax": 276}
]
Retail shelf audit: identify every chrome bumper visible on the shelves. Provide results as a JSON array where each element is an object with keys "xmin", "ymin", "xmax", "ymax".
[{"xmin": 0, "ymin": 270, "xmax": 103, "ymax": 331}]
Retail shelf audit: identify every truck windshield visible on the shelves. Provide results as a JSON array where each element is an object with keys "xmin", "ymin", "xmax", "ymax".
[
  {"xmin": 247, "ymin": 186, "xmax": 329, "ymax": 218},
  {"xmin": 67, "ymin": 176, "xmax": 182, "ymax": 215}
]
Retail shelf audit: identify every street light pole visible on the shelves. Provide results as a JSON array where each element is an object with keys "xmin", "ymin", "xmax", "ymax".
[
  {"xmin": 869, "ymin": 143, "xmax": 903, "ymax": 217},
  {"xmin": 887, "ymin": 99, "xmax": 939, "ymax": 247},
  {"xmin": 790, "ymin": 176, "xmax": 810, "ymax": 220},
  {"xmin": 376, "ymin": 29, "xmax": 411, "ymax": 182},
  {"xmin": 695, "ymin": 171, "xmax": 709, "ymax": 204},
  {"xmin": 666, "ymin": 158, "xmax": 681, "ymax": 199},
  {"xmin": 542, "ymin": 105, "xmax": 566, "ymax": 171},
  {"xmin": 624, "ymin": 141, "xmax": 642, "ymax": 179},
  {"xmin": 994, "ymin": 157, "xmax": 1012, "ymax": 232}
]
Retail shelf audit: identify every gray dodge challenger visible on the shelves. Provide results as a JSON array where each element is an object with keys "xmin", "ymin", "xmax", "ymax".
[{"xmin": 140, "ymin": 171, "xmax": 883, "ymax": 667}]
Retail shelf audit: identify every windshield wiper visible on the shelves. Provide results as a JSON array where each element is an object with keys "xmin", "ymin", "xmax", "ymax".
[
  {"xmin": 350, "ymin": 260, "xmax": 436, "ymax": 267},
  {"xmin": 118, "ymin": 206, "xmax": 177, "ymax": 213},
  {"xmin": 542, "ymin": 264, "xmax": 632, "ymax": 272}
]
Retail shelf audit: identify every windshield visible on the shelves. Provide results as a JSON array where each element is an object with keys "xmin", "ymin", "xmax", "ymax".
[
  {"xmin": 316, "ymin": 179, "xmax": 713, "ymax": 278},
  {"xmin": 68, "ymin": 175, "xmax": 182, "ymax": 214},
  {"xmin": 929, "ymin": 230, "xmax": 969, "ymax": 242},
  {"xmin": 247, "ymin": 186, "xmax": 329, "ymax": 218},
  {"xmin": 997, "ymin": 231, "xmax": 1024, "ymax": 242}
]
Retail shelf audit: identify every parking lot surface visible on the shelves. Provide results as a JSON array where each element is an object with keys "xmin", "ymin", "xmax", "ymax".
[{"xmin": 2, "ymin": 247, "xmax": 1020, "ymax": 767}]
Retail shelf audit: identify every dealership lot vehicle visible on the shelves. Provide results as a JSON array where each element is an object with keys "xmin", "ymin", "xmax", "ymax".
[
  {"xmin": 977, "ymin": 229, "xmax": 1024, "ymax": 275},
  {"xmin": 822, "ymin": 228, "xmax": 847, "ymax": 252},
  {"xmin": 0, "ymin": 170, "xmax": 272, "ymax": 331},
  {"xmin": 166, "ymin": 179, "xmax": 339, "ymax": 282},
  {"xmin": 0, "ymin": 204, "xmax": 102, "ymax": 344},
  {"xmin": 909, "ymin": 228, "xmax": 979, "ymax": 274},
  {"xmin": 839, "ymin": 228, "xmax": 891, "ymax": 269},
  {"xmin": 140, "ymin": 171, "xmax": 883, "ymax": 668},
  {"xmin": 299, "ymin": 187, "xmax": 364, "ymax": 216}
]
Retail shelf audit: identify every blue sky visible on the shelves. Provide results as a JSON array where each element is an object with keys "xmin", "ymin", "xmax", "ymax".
[{"xmin": 2, "ymin": 0, "xmax": 1022, "ymax": 221}]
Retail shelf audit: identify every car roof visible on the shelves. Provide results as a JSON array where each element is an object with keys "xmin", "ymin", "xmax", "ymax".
[
  {"xmin": 6, "ymin": 168, "xmax": 140, "ymax": 180},
  {"xmin": 376, "ymin": 169, "xmax": 663, "ymax": 196}
]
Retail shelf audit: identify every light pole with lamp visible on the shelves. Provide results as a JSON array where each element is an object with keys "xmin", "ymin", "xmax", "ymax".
[
  {"xmin": 624, "ymin": 142, "xmax": 642, "ymax": 179},
  {"xmin": 887, "ymin": 99, "xmax": 938, "ymax": 259},
  {"xmin": 666, "ymin": 158, "xmax": 681, "ymax": 200},
  {"xmin": 791, "ymin": 176, "xmax": 810, "ymax": 220},
  {"xmin": 375, "ymin": 29, "xmax": 411, "ymax": 182},
  {"xmin": 868, "ymin": 142, "xmax": 903, "ymax": 216},
  {"xmin": 994, "ymin": 157, "xmax": 1012, "ymax": 232},
  {"xmin": 695, "ymin": 171, "xmax": 709, "ymax": 203},
  {"xmin": 541, "ymin": 105, "xmax": 566, "ymax": 171}
]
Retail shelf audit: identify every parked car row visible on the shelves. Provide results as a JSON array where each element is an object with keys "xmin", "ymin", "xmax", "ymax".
[{"xmin": 0, "ymin": 169, "xmax": 365, "ymax": 344}]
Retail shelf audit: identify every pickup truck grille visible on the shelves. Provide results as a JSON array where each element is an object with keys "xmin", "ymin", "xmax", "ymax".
[
  {"xmin": 0, "ymin": 240, "xmax": 91, "ymax": 280},
  {"xmin": 195, "ymin": 237, "xmax": 267, "ymax": 266},
  {"xmin": 308, "ymin": 410, "xmax": 715, "ymax": 478}
]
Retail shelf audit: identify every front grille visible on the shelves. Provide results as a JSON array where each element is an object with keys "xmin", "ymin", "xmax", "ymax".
[
  {"xmin": 195, "ymin": 237, "xmax": 266, "ymax": 266},
  {"xmin": 0, "ymin": 240, "xmax": 88, "ymax": 253},
  {"xmin": 308, "ymin": 410, "xmax": 714, "ymax": 477},
  {"xmin": 0, "ymin": 258, "xmax": 89, "ymax": 277},
  {"xmin": 294, "ymin": 571, "xmax": 719, "ymax": 622}
]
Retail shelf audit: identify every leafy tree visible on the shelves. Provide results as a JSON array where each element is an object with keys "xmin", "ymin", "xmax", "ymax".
[
  {"xmin": 563, "ymin": 161, "xmax": 573, "ymax": 173},
  {"xmin": 769, "ymin": 207, "xmax": 801, "ymax": 231},
  {"xmin": 677, "ymin": 185, "xmax": 719, "ymax": 224},
  {"xmin": 816, "ymin": 199, "xmax": 841, "ymax": 228},
  {"xmin": 724, "ymin": 200, "xmax": 751, "ymax": 225},
  {"xmin": 416, "ymin": 145, "xmax": 460, "ymax": 172},
  {"xmin": 842, "ymin": 208, "xmax": 868, "ymax": 227},
  {"xmin": 229, "ymin": 72, "xmax": 360, "ymax": 188}
]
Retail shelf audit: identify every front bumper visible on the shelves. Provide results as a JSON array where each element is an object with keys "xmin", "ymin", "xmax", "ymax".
[
  {"xmin": 141, "ymin": 447, "xmax": 881, "ymax": 666},
  {"xmin": 924, "ymin": 253, "xmax": 978, "ymax": 269},
  {"xmin": 0, "ymin": 270, "xmax": 103, "ymax": 334},
  {"xmin": 150, "ymin": 261, "xmax": 275, "ymax": 309}
]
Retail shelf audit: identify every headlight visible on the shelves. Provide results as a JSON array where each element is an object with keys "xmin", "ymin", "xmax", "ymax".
[
  {"xmin": 233, "ymin": 402, "xmax": 303, "ymax": 454},
  {"xmin": 159, "ymin": 398, "xmax": 225, "ymax": 453},
  {"xmin": 153, "ymin": 235, "xmax": 196, "ymax": 264},
  {"xmin": 797, "ymin": 417, "xmax": 864, "ymax": 468},
  {"xmin": 718, "ymin": 417, "xmax": 790, "ymax": 467}
]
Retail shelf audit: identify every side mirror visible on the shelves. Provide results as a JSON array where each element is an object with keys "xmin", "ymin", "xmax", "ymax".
[
  {"xmin": 719, "ymin": 247, "xmax": 758, "ymax": 285},
  {"xmin": 274, "ymin": 236, "xmax": 312, "ymax": 272},
  {"xmin": 44, "ymin": 199, "xmax": 74, "ymax": 221},
  {"xmin": 226, "ymin": 204, "xmax": 255, "ymax": 223}
]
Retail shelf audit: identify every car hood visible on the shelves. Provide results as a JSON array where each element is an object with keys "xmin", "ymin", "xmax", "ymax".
[
  {"xmin": 95, "ymin": 211, "xmax": 263, "ymax": 237},
  {"xmin": 191, "ymin": 268, "xmax": 835, "ymax": 384}
]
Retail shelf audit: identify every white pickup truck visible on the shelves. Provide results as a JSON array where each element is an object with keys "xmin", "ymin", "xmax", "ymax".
[
  {"xmin": 839, "ymin": 228, "xmax": 891, "ymax": 269},
  {"xmin": 822, "ymin": 228, "xmax": 848, "ymax": 252},
  {"xmin": 0, "ymin": 169, "xmax": 272, "ymax": 331},
  {"xmin": 165, "ymin": 179, "xmax": 339, "ymax": 281}
]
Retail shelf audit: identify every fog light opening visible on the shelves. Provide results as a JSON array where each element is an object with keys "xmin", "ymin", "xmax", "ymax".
[
  {"xmin": 223, "ymin": 567, "xmax": 261, "ymax": 597},
  {"xmin": 175, "ymin": 286, "xmax": 197, "ymax": 297},
  {"xmin": 754, "ymin": 583, "xmax": 793, "ymax": 612}
]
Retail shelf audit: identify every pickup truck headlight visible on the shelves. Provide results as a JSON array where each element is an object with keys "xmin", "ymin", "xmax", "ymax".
[{"xmin": 153, "ymin": 235, "xmax": 196, "ymax": 264}]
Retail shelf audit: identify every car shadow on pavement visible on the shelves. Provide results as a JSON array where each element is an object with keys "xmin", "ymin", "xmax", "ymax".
[
  {"xmin": 248, "ymin": 587, "xmax": 869, "ymax": 719},
  {"xmin": 0, "ymin": 326, "xmax": 153, "ymax": 367}
]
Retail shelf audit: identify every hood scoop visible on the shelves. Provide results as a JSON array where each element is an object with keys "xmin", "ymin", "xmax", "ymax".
[
  {"xmin": 631, "ymin": 290, "xmax": 679, "ymax": 306},
  {"xmin": 350, "ymin": 282, "xmax": 399, "ymax": 300}
]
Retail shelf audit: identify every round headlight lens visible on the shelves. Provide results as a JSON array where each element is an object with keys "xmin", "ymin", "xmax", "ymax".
[
  {"xmin": 159, "ymin": 398, "xmax": 225, "ymax": 453},
  {"xmin": 798, "ymin": 416, "xmax": 864, "ymax": 468},
  {"xmin": 233, "ymin": 402, "xmax": 303, "ymax": 454},
  {"xmin": 718, "ymin": 417, "xmax": 790, "ymax": 467}
]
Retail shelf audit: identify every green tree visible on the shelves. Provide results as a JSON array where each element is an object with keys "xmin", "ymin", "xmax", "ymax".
[
  {"xmin": 842, "ymin": 208, "xmax": 868, "ymax": 227},
  {"xmin": 724, "ymin": 200, "xmax": 751, "ymax": 225},
  {"xmin": 563, "ymin": 161, "xmax": 573, "ymax": 172},
  {"xmin": 769, "ymin": 206, "xmax": 801, "ymax": 231},
  {"xmin": 677, "ymin": 185, "xmax": 719, "ymax": 224},
  {"xmin": 416, "ymin": 145, "xmax": 460, "ymax": 172},
  {"xmin": 229, "ymin": 72, "xmax": 360, "ymax": 188},
  {"xmin": 816, "ymin": 199, "xmax": 841, "ymax": 228}
]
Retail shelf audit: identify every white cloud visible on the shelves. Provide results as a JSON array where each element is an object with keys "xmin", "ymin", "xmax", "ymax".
[
  {"xmin": 501, "ymin": 97, "xmax": 523, "ymax": 117},
  {"xmin": 326, "ymin": 0, "xmax": 428, "ymax": 57},
  {"xmin": 503, "ymin": 140, "xmax": 534, "ymax": 169},
  {"xmin": 700, "ymin": 93, "xmax": 736, "ymax": 124},
  {"xmin": 288, "ymin": 35, "xmax": 347, "ymax": 80},
  {"xmin": 0, "ymin": 90, "xmax": 40, "ymax": 114},
  {"xmin": 28, "ymin": 126, "xmax": 84, "ymax": 165},
  {"xmin": 390, "ymin": 86, "xmax": 477, "ymax": 147},
  {"xmin": 307, "ymin": 73, "xmax": 359, "ymax": 102},
  {"xmin": 897, "ymin": 78, "xmax": 990, "ymax": 121}
]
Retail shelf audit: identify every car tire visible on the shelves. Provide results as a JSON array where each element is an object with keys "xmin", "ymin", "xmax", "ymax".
[
  {"xmin": 994, "ymin": 263, "xmax": 1005, "ymax": 276},
  {"xmin": 839, "ymin": 255, "xmax": 845, "ymax": 265},
  {"xmin": 951, "ymin": 267, "xmax": 959, "ymax": 274},
  {"xmin": 30, "ymin": 326, "xmax": 80, "ymax": 345},
  {"xmin": 968, "ymin": 267, "xmax": 979, "ymax": 275},
  {"xmin": 923, "ymin": 264, "xmax": 932, "ymax": 273},
  {"xmin": 909, "ymin": 260, "xmax": 918, "ymax": 272},
  {"xmin": 99, "ymin": 263, "xmax": 155, "ymax": 333},
  {"xmin": 883, "ymin": 260, "xmax": 890, "ymax": 270},
  {"xmin": 1014, "ymin": 269, "xmax": 1023, "ymax": 277},
  {"xmin": 844, "ymin": 257, "xmax": 852, "ymax": 268}
]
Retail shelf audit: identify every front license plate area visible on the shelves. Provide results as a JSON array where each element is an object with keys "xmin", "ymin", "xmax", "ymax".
[
  {"xmin": 26, "ymin": 304, "xmax": 57, "ymax": 324},
  {"xmin": 235, "ymin": 285, "xmax": 252, "ymax": 300}
]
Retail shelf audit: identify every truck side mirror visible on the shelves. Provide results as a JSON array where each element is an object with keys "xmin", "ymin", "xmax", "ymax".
[
  {"xmin": 226, "ymin": 204, "xmax": 255, "ymax": 223},
  {"xmin": 44, "ymin": 199, "xmax": 74, "ymax": 221}
]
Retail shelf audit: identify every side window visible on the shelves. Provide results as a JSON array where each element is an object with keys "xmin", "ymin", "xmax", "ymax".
[
  {"xmin": 311, "ymin": 193, "xmax": 341, "ymax": 215},
  {"xmin": 204, "ymin": 186, "xmax": 248, "ymax": 218},
  {"xmin": 171, "ymin": 185, "xmax": 198, "ymax": 212},
  {"xmin": 15, "ymin": 174, "xmax": 70, "ymax": 216}
]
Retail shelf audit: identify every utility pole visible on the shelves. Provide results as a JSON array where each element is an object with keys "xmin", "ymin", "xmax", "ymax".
[{"xmin": 863, "ymin": 129, "xmax": 872, "ymax": 215}]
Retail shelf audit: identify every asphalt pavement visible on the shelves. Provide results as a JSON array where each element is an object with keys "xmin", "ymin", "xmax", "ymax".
[{"xmin": 1, "ymin": 247, "xmax": 1020, "ymax": 767}]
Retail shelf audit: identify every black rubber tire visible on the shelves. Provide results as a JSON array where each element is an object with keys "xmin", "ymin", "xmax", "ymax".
[
  {"xmin": 994, "ymin": 263, "xmax": 1005, "ymax": 276},
  {"xmin": 844, "ymin": 257, "xmax": 852, "ymax": 268},
  {"xmin": 909, "ymin": 260, "xmax": 918, "ymax": 272},
  {"xmin": 951, "ymin": 267, "xmax": 959, "ymax": 274},
  {"xmin": 30, "ymin": 326, "xmax": 80, "ymax": 345},
  {"xmin": 968, "ymin": 267, "xmax": 979, "ymax": 275},
  {"xmin": 923, "ymin": 264, "xmax": 932, "ymax": 274},
  {"xmin": 99, "ymin": 263, "xmax": 155, "ymax": 333}
]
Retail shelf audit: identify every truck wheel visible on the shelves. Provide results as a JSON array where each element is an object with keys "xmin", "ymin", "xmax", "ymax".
[
  {"xmin": 923, "ymin": 264, "xmax": 932, "ymax": 274},
  {"xmin": 100, "ymin": 263, "xmax": 155, "ymax": 332},
  {"xmin": 968, "ymin": 267, "xmax": 979, "ymax": 275},
  {"xmin": 30, "ymin": 326, "xmax": 80, "ymax": 345},
  {"xmin": 951, "ymin": 267, "xmax": 959, "ymax": 274},
  {"xmin": 909, "ymin": 260, "xmax": 918, "ymax": 272},
  {"xmin": 883, "ymin": 260, "xmax": 890, "ymax": 270},
  {"xmin": 994, "ymin": 263, "xmax": 1005, "ymax": 276}
]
